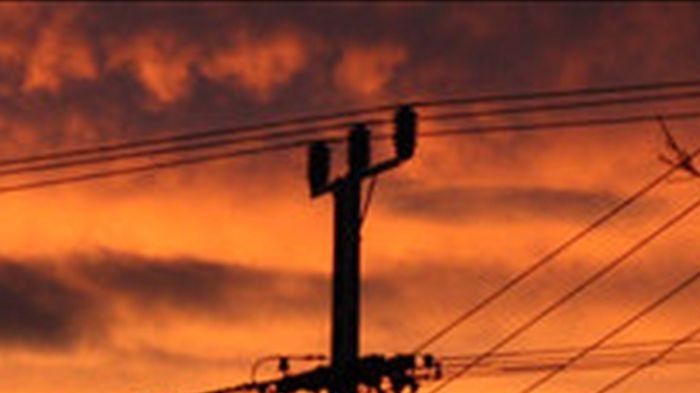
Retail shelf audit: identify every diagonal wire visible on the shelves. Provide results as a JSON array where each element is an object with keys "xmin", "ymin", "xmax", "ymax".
[
  {"xmin": 360, "ymin": 175, "xmax": 379, "ymax": 228},
  {"xmin": 426, "ymin": 192, "xmax": 700, "ymax": 393},
  {"xmin": 412, "ymin": 137, "xmax": 700, "ymax": 353},
  {"xmin": 594, "ymin": 324, "xmax": 700, "ymax": 393},
  {"xmin": 519, "ymin": 269, "xmax": 700, "ymax": 393}
]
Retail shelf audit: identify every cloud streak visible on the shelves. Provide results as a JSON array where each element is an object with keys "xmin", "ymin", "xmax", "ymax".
[{"xmin": 384, "ymin": 183, "xmax": 625, "ymax": 223}]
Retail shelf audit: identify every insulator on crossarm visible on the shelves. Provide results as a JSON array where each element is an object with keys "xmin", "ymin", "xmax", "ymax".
[
  {"xmin": 393, "ymin": 105, "xmax": 417, "ymax": 161},
  {"xmin": 307, "ymin": 141, "xmax": 330, "ymax": 195}
]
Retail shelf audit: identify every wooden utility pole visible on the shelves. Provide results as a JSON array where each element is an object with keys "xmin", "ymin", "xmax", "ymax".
[{"xmin": 307, "ymin": 106, "xmax": 417, "ymax": 393}]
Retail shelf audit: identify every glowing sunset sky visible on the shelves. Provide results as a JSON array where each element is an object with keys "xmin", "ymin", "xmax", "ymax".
[{"xmin": 0, "ymin": 3, "xmax": 699, "ymax": 393}]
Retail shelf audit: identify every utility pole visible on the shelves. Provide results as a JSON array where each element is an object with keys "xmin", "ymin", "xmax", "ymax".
[{"xmin": 307, "ymin": 106, "xmax": 417, "ymax": 393}]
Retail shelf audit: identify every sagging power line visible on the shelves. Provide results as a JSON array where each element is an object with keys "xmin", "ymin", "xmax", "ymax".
[
  {"xmin": 3, "ymin": 77, "xmax": 700, "ymax": 181},
  {"xmin": 2, "ymin": 110, "xmax": 700, "ymax": 196}
]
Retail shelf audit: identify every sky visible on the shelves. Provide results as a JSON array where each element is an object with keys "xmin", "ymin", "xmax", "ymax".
[{"xmin": 0, "ymin": 2, "xmax": 699, "ymax": 393}]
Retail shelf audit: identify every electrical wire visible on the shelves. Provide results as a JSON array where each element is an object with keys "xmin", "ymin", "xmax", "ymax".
[
  {"xmin": 3, "ymin": 109, "xmax": 699, "ymax": 195},
  {"xmin": 0, "ymin": 116, "xmax": 386, "ymax": 170},
  {"xmin": 439, "ymin": 338, "xmax": 700, "ymax": 362},
  {"xmin": 0, "ymin": 120, "xmax": 363, "ymax": 178},
  {"xmin": 422, "ymin": 89, "xmax": 700, "ymax": 124},
  {"xmin": 5, "ymin": 89, "xmax": 700, "ymax": 178},
  {"xmin": 412, "ymin": 135, "xmax": 700, "ymax": 354},
  {"xmin": 360, "ymin": 175, "xmax": 379, "ymax": 227},
  {"xmin": 0, "ymin": 137, "xmax": 341, "ymax": 196},
  {"xmin": 594, "ymin": 325, "xmax": 700, "ymax": 393},
  {"xmin": 426, "ymin": 193, "xmax": 700, "ymax": 393},
  {"xmin": 3, "ymin": 78, "xmax": 700, "ymax": 172},
  {"xmin": 519, "ymin": 270, "xmax": 700, "ymax": 393},
  {"xmin": 441, "ymin": 346, "xmax": 700, "ymax": 377},
  {"xmin": 421, "ymin": 110, "xmax": 700, "ymax": 139},
  {"xmin": 5, "ymin": 105, "xmax": 700, "ymax": 182},
  {"xmin": 410, "ymin": 77, "xmax": 700, "ymax": 109}
]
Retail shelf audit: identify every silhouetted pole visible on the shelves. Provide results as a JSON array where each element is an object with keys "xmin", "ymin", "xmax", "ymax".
[
  {"xmin": 307, "ymin": 106, "xmax": 417, "ymax": 393},
  {"xmin": 332, "ymin": 124, "xmax": 369, "ymax": 393}
]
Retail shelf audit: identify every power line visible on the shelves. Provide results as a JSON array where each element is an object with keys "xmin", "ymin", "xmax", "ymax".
[
  {"xmin": 0, "ymin": 117, "xmax": 385, "ymax": 170},
  {"xmin": 3, "ymin": 77, "xmax": 700, "ymax": 172},
  {"xmin": 441, "ymin": 345, "xmax": 700, "ymax": 377},
  {"xmin": 0, "ymin": 121, "xmax": 357, "ymax": 178},
  {"xmin": 412, "ymin": 138, "xmax": 700, "ymax": 354},
  {"xmin": 0, "ymin": 137, "xmax": 341, "ymax": 196},
  {"xmin": 594, "ymin": 325, "xmax": 700, "ymax": 393},
  {"xmin": 5, "ymin": 105, "xmax": 700, "ymax": 182},
  {"xmin": 0, "ymin": 109, "xmax": 698, "ymax": 197},
  {"xmin": 423, "ymin": 89, "xmax": 700, "ymax": 124},
  {"xmin": 439, "ymin": 338, "xmax": 700, "ymax": 362},
  {"xmin": 5, "ymin": 90, "xmax": 700, "ymax": 179},
  {"xmin": 411, "ymin": 77, "xmax": 700, "ymax": 109},
  {"xmin": 426, "ymin": 192, "xmax": 700, "ymax": 393},
  {"xmin": 519, "ymin": 270, "xmax": 700, "ymax": 393},
  {"xmin": 421, "ymin": 110, "xmax": 700, "ymax": 138}
]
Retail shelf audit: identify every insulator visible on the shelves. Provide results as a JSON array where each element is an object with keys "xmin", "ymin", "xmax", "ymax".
[
  {"xmin": 307, "ymin": 141, "xmax": 330, "ymax": 195},
  {"xmin": 393, "ymin": 105, "xmax": 417, "ymax": 160},
  {"xmin": 349, "ymin": 123, "xmax": 371, "ymax": 173}
]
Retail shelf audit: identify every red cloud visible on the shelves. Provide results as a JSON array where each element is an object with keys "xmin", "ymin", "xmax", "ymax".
[
  {"xmin": 106, "ymin": 30, "xmax": 200, "ymax": 104},
  {"xmin": 333, "ymin": 42, "xmax": 407, "ymax": 99},
  {"xmin": 22, "ymin": 9, "xmax": 98, "ymax": 93},
  {"xmin": 201, "ymin": 29, "xmax": 309, "ymax": 101}
]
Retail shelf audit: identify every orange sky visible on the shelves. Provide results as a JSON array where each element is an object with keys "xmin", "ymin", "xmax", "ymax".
[{"xmin": 0, "ymin": 3, "xmax": 699, "ymax": 393}]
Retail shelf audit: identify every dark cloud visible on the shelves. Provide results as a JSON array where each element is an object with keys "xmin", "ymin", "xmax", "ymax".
[
  {"xmin": 75, "ymin": 251, "xmax": 328, "ymax": 319},
  {"xmin": 0, "ymin": 249, "xmax": 695, "ymax": 352},
  {"xmin": 3, "ymin": 4, "xmax": 700, "ymax": 148},
  {"xmin": 384, "ymin": 183, "xmax": 624, "ymax": 222},
  {"xmin": 0, "ymin": 261, "xmax": 102, "ymax": 349},
  {"xmin": 0, "ymin": 252, "xmax": 327, "ymax": 350}
]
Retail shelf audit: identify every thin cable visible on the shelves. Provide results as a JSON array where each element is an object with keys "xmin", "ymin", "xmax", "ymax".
[
  {"xmin": 0, "ymin": 117, "xmax": 386, "ymax": 169},
  {"xmin": 8, "ymin": 106, "xmax": 700, "ymax": 181},
  {"xmin": 423, "ymin": 89, "xmax": 700, "ymax": 123},
  {"xmin": 3, "ymin": 93, "xmax": 700, "ymax": 181},
  {"xmin": 3, "ymin": 88, "xmax": 697, "ymax": 176},
  {"xmin": 439, "ymin": 338, "xmax": 700, "ymax": 362},
  {"xmin": 0, "ymin": 97, "xmax": 690, "ymax": 179},
  {"xmin": 412, "ymin": 139, "xmax": 700, "ymax": 353},
  {"xmin": 520, "ymin": 269, "xmax": 700, "ymax": 393},
  {"xmin": 421, "ymin": 110, "xmax": 700, "ymax": 139},
  {"xmin": 594, "ymin": 325, "xmax": 700, "ymax": 393},
  {"xmin": 427, "ymin": 193, "xmax": 700, "ymax": 393},
  {"xmin": 0, "ymin": 137, "xmax": 342, "ymax": 196},
  {"xmin": 441, "ymin": 351, "xmax": 700, "ymax": 378},
  {"xmin": 0, "ymin": 120, "xmax": 362, "ymax": 178},
  {"xmin": 411, "ymin": 77, "xmax": 700, "ymax": 109},
  {"xmin": 2, "ymin": 109, "xmax": 696, "ymax": 195},
  {"xmin": 4, "ymin": 77, "xmax": 700, "ymax": 170},
  {"xmin": 442, "ymin": 346, "xmax": 700, "ymax": 375},
  {"xmin": 360, "ymin": 175, "xmax": 379, "ymax": 227}
]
